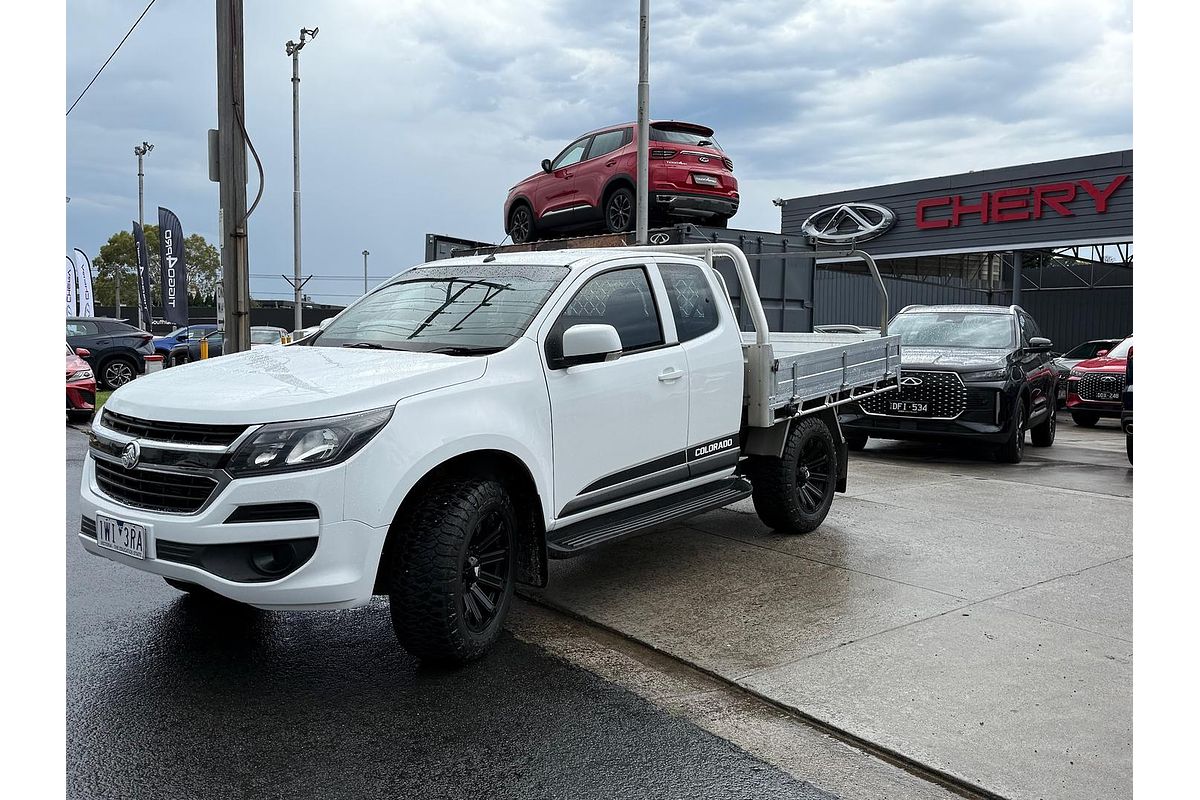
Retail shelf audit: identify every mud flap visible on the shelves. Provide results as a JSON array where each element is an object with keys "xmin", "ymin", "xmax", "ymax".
[{"xmin": 743, "ymin": 409, "xmax": 849, "ymax": 493}]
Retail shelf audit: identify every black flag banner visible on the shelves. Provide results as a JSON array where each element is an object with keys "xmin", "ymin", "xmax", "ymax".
[
  {"xmin": 157, "ymin": 207, "xmax": 190, "ymax": 327},
  {"xmin": 133, "ymin": 221, "xmax": 153, "ymax": 330}
]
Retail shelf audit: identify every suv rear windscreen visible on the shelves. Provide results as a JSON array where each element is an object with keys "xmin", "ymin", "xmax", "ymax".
[{"xmin": 650, "ymin": 126, "xmax": 721, "ymax": 150}]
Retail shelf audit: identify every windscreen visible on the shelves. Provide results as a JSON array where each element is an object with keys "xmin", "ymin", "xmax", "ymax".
[
  {"xmin": 1107, "ymin": 337, "xmax": 1133, "ymax": 359},
  {"xmin": 309, "ymin": 264, "xmax": 570, "ymax": 354},
  {"xmin": 889, "ymin": 312, "xmax": 1016, "ymax": 349},
  {"xmin": 251, "ymin": 329, "xmax": 283, "ymax": 345}
]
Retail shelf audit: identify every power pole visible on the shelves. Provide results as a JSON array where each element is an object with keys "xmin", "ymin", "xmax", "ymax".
[
  {"xmin": 216, "ymin": 0, "xmax": 251, "ymax": 353},
  {"xmin": 362, "ymin": 250, "xmax": 370, "ymax": 295},
  {"xmin": 133, "ymin": 141, "xmax": 153, "ymax": 325},
  {"xmin": 285, "ymin": 27, "xmax": 318, "ymax": 334},
  {"xmin": 635, "ymin": 0, "xmax": 650, "ymax": 244}
]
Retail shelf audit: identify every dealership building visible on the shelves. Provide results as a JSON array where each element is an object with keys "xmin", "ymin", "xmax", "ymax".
[{"xmin": 779, "ymin": 150, "xmax": 1132, "ymax": 350}]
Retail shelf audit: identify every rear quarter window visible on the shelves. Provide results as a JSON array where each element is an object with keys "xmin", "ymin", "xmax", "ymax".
[{"xmin": 660, "ymin": 263, "xmax": 720, "ymax": 342}]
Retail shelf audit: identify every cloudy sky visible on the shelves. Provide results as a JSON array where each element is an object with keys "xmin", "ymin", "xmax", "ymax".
[{"xmin": 65, "ymin": 0, "xmax": 1132, "ymax": 306}]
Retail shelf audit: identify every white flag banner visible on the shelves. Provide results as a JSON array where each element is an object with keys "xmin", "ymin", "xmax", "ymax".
[
  {"xmin": 74, "ymin": 249, "xmax": 95, "ymax": 318},
  {"xmin": 66, "ymin": 256, "xmax": 77, "ymax": 316}
]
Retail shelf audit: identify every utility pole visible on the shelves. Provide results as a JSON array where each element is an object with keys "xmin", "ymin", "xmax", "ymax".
[
  {"xmin": 635, "ymin": 0, "xmax": 650, "ymax": 244},
  {"xmin": 285, "ymin": 26, "xmax": 318, "ymax": 334},
  {"xmin": 132, "ymin": 141, "xmax": 154, "ymax": 322},
  {"xmin": 362, "ymin": 250, "xmax": 370, "ymax": 295},
  {"xmin": 216, "ymin": 0, "xmax": 251, "ymax": 354}
]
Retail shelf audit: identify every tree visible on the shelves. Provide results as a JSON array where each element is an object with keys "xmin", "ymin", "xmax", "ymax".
[{"xmin": 91, "ymin": 227, "xmax": 221, "ymax": 309}]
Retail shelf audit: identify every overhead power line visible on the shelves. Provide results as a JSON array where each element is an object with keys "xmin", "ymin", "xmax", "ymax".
[{"xmin": 66, "ymin": 0, "xmax": 159, "ymax": 116}]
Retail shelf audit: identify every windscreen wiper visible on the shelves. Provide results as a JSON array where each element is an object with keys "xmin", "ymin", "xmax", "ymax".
[
  {"xmin": 342, "ymin": 342, "xmax": 399, "ymax": 350},
  {"xmin": 426, "ymin": 345, "xmax": 504, "ymax": 356}
]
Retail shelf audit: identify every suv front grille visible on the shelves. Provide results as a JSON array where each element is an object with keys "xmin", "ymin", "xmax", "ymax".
[
  {"xmin": 101, "ymin": 409, "xmax": 248, "ymax": 447},
  {"xmin": 94, "ymin": 458, "xmax": 219, "ymax": 514},
  {"xmin": 1077, "ymin": 372, "xmax": 1126, "ymax": 402},
  {"xmin": 860, "ymin": 370, "xmax": 967, "ymax": 419}
]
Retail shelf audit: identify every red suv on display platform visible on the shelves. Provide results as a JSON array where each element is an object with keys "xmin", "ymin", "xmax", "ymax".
[
  {"xmin": 1065, "ymin": 335, "xmax": 1132, "ymax": 427},
  {"xmin": 504, "ymin": 120, "xmax": 739, "ymax": 243}
]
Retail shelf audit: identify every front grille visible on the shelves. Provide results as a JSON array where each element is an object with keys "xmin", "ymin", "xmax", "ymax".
[
  {"xmin": 94, "ymin": 458, "xmax": 218, "ymax": 514},
  {"xmin": 860, "ymin": 371, "xmax": 967, "ymax": 419},
  {"xmin": 1077, "ymin": 372, "xmax": 1126, "ymax": 401},
  {"xmin": 101, "ymin": 409, "xmax": 248, "ymax": 447},
  {"xmin": 225, "ymin": 502, "xmax": 319, "ymax": 523},
  {"xmin": 80, "ymin": 516, "xmax": 96, "ymax": 538}
]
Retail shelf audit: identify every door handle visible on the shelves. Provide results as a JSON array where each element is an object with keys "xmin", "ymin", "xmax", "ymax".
[
  {"xmin": 658, "ymin": 368, "xmax": 685, "ymax": 383},
  {"xmin": 605, "ymin": 159, "xmax": 617, "ymax": 167}
]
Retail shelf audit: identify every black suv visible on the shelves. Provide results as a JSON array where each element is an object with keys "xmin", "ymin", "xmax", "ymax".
[
  {"xmin": 839, "ymin": 304, "xmax": 1057, "ymax": 463},
  {"xmin": 65, "ymin": 317, "xmax": 155, "ymax": 390}
]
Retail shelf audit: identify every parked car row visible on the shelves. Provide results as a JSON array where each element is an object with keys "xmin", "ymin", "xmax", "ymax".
[
  {"xmin": 1064, "ymin": 335, "xmax": 1133, "ymax": 428},
  {"xmin": 66, "ymin": 317, "xmax": 155, "ymax": 390}
]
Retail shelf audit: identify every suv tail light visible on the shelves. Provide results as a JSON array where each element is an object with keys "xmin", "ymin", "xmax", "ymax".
[
  {"xmin": 139, "ymin": 334, "xmax": 153, "ymax": 344},
  {"xmin": 650, "ymin": 148, "xmax": 676, "ymax": 159},
  {"xmin": 722, "ymin": 157, "xmax": 734, "ymax": 171}
]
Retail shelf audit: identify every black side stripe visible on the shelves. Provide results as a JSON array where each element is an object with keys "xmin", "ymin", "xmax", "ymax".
[
  {"xmin": 572, "ymin": 433, "xmax": 741, "ymax": 504},
  {"xmin": 580, "ymin": 451, "xmax": 687, "ymax": 495}
]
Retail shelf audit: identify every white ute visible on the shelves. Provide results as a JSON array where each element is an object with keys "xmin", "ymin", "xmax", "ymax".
[{"xmin": 80, "ymin": 244, "xmax": 901, "ymax": 664}]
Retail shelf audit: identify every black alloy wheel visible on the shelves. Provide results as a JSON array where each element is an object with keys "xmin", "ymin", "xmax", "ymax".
[
  {"xmin": 509, "ymin": 205, "xmax": 534, "ymax": 244},
  {"xmin": 795, "ymin": 437, "xmax": 833, "ymax": 514},
  {"xmin": 460, "ymin": 509, "xmax": 511, "ymax": 633},
  {"xmin": 101, "ymin": 358, "xmax": 136, "ymax": 389},
  {"xmin": 605, "ymin": 187, "xmax": 634, "ymax": 233},
  {"xmin": 996, "ymin": 398, "xmax": 1027, "ymax": 463},
  {"xmin": 746, "ymin": 416, "xmax": 839, "ymax": 534}
]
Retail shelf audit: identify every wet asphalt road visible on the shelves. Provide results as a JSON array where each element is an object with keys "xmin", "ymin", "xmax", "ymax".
[{"xmin": 66, "ymin": 428, "xmax": 837, "ymax": 800}]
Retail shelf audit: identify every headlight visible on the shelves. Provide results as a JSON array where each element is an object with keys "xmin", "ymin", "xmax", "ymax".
[
  {"xmin": 67, "ymin": 369, "xmax": 93, "ymax": 381},
  {"xmin": 961, "ymin": 367, "xmax": 1010, "ymax": 381},
  {"xmin": 1070, "ymin": 368, "xmax": 1083, "ymax": 377},
  {"xmin": 226, "ymin": 407, "xmax": 394, "ymax": 476}
]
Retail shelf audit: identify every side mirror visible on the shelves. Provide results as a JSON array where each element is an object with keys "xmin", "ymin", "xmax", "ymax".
[
  {"xmin": 556, "ymin": 324, "xmax": 622, "ymax": 369},
  {"xmin": 541, "ymin": 158, "xmax": 553, "ymax": 173},
  {"xmin": 1028, "ymin": 337, "xmax": 1053, "ymax": 352},
  {"xmin": 319, "ymin": 316, "xmax": 334, "ymax": 330},
  {"xmin": 1095, "ymin": 349, "xmax": 1109, "ymax": 358},
  {"xmin": 75, "ymin": 347, "xmax": 91, "ymax": 358}
]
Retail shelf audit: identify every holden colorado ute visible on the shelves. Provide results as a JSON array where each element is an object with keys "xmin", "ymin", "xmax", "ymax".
[{"xmin": 79, "ymin": 244, "xmax": 900, "ymax": 665}]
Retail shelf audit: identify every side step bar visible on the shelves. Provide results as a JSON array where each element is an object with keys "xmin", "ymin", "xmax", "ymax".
[{"xmin": 547, "ymin": 477, "xmax": 752, "ymax": 558}]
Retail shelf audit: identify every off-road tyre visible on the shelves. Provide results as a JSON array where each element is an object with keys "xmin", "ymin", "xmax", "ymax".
[
  {"xmin": 996, "ymin": 398, "xmax": 1027, "ymax": 463},
  {"xmin": 845, "ymin": 433, "xmax": 869, "ymax": 452},
  {"xmin": 1030, "ymin": 401, "xmax": 1056, "ymax": 447},
  {"xmin": 387, "ymin": 479, "xmax": 517, "ymax": 666},
  {"xmin": 746, "ymin": 416, "xmax": 839, "ymax": 534},
  {"xmin": 1070, "ymin": 411, "xmax": 1099, "ymax": 428}
]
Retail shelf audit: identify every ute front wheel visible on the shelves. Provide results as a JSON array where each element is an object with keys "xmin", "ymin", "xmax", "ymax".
[
  {"xmin": 746, "ymin": 416, "xmax": 838, "ymax": 534},
  {"xmin": 387, "ymin": 479, "xmax": 516, "ymax": 666}
]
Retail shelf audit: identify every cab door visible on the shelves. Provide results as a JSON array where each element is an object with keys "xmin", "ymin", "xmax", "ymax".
[{"xmin": 541, "ymin": 262, "xmax": 689, "ymax": 519}]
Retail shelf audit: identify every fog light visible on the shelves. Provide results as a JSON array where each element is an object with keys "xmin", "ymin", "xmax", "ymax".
[{"xmin": 250, "ymin": 541, "xmax": 297, "ymax": 576}]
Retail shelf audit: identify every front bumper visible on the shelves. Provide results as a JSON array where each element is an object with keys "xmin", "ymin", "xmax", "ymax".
[
  {"xmin": 1065, "ymin": 393, "xmax": 1122, "ymax": 417},
  {"xmin": 840, "ymin": 386, "xmax": 1014, "ymax": 445},
  {"xmin": 66, "ymin": 380, "xmax": 96, "ymax": 411},
  {"xmin": 78, "ymin": 452, "xmax": 388, "ymax": 610}
]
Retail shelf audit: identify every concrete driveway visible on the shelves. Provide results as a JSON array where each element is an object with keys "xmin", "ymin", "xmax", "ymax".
[{"xmin": 529, "ymin": 419, "xmax": 1132, "ymax": 800}]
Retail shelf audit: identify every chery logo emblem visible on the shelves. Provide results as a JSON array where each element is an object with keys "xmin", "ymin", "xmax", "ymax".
[
  {"xmin": 649, "ymin": 233, "xmax": 671, "ymax": 245},
  {"xmin": 900, "ymin": 376, "xmax": 924, "ymax": 387},
  {"xmin": 121, "ymin": 440, "xmax": 141, "ymax": 470},
  {"xmin": 801, "ymin": 202, "xmax": 896, "ymax": 244}
]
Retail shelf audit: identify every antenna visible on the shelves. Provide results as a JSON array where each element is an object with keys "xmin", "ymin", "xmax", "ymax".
[{"xmin": 480, "ymin": 232, "xmax": 513, "ymax": 263}]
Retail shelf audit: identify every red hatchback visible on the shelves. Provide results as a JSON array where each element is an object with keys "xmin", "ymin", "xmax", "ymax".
[
  {"xmin": 504, "ymin": 120, "xmax": 739, "ymax": 243},
  {"xmin": 66, "ymin": 343, "xmax": 96, "ymax": 424},
  {"xmin": 1065, "ymin": 335, "xmax": 1132, "ymax": 427}
]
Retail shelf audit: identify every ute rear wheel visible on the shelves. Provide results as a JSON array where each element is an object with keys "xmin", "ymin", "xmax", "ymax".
[
  {"xmin": 386, "ymin": 479, "xmax": 516, "ymax": 665},
  {"xmin": 746, "ymin": 416, "xmax": 838, "ymax": 534}
]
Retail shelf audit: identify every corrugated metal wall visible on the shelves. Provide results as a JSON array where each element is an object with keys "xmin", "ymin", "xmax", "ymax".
[{"xmin": 813, "ymin": 271, "xmax": 1132, "ymax": 351}]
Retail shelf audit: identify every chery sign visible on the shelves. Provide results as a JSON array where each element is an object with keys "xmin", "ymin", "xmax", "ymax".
[{"xmin": 914, "ymin": 175, "xmax": 1129, "ymax": 229}]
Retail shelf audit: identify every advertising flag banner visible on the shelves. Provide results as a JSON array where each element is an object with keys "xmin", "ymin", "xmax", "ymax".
[
  {"xmin": 157, "ymin": 207, "xmax": 189, "ymax": 327},
  {"xmin": 66, "ymin": 256, "xmax": 77, "ymax": 316},
  {"xmin": 74, "ymin": 249, "xmax": 95, "ymax": 317},
  {"xmin": 133, "ymin": 221, "xmax": 153, "ymax": 330}
]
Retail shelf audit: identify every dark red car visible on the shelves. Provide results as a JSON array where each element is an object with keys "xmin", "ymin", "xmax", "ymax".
[
  {"xmin": 66, "ymin": 343, "xmax": 96, "ymax": 424},
  {"xmin": 1065, "ymin": 335, "xmax": 1132, "ymax": 427},
  {"xmin": 504, "ymin": 120, "xmax": 739, "ymax": 243}
]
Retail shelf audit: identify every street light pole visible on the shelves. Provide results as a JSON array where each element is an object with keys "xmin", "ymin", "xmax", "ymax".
[
  {"xmin": 362, "ymin": 250, "xmax": 369, "ymax": 295},
  {"xmin": 286, "ymin": 27, "xmax": 318, "ymax": 334},
  {"xmin": 133, "ymin": 141, "xmax": 154, "ymax": 323},
  {"xmin": 635, "ymin": 0, "xmax": 650, "ymax": 244}
]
